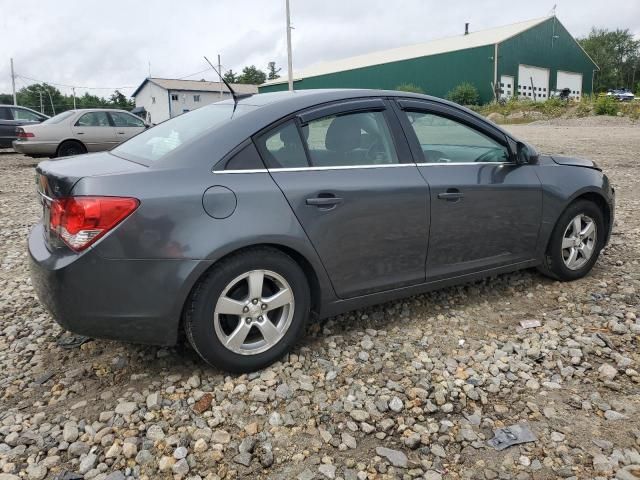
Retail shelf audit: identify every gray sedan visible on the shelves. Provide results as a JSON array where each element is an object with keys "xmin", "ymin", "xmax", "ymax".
[
  {"xmin": 29, "ymin": 89, "xmax": 615, "ymax": 372},
  {"xmin": 13, "ymin": 108, "xmax": 147, "ymax": 158}
]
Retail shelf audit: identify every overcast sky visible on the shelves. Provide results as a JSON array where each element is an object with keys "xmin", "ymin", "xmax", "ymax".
[{"xmin": 1, "ymin": 0, "xmax": 639, "ymax": 97}]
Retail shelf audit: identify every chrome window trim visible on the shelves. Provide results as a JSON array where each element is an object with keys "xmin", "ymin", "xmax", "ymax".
[
  {"xmin": 415, "ymin": 162, "xmax": 517, "ymax": 166},
  {"xmin": 213, "ymin": 162, "xmax": 519, "ymax": 174}
]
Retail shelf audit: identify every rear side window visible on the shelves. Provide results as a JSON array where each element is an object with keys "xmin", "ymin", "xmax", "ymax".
[
  {"xmin": 402, "ymin": 111, "xmax": 509, "ymax": 164},
  {"xmin": 76, "ymin": 111, "xmax": 111, "ymax": 127},
  {"xmin": 302, "ymin": 110, "xmax": 398, "ymax": 167},
  {"xmin": 256, "ymin": 121, "xmax": 308, "ymax": 169},
  {"xmin": 0, "ymin": 107, "xmax": 12, "ymax": 120}
]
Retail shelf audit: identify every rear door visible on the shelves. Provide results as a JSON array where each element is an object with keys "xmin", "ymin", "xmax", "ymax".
[
  {"xmin": 255, "ymin": 98, "xmax": 430, "ymax": 299},
  {"xmin": 72, "ymin": 111, "xmax": 118, "ymax": 152},
  {"xmin": 0, "ymin": 106, "xmax": 15, "ymax": 147},
  {"xmin": 108, "ymin": 111, "xmax": 146, "ymax": 142},
  {"xmin": 394, "ymin": 99, "xmax": 542, "ymax": 281}
]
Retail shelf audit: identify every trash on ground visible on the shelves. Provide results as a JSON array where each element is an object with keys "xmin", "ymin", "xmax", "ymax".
[
  {"xmin": 487, "ymin": 424, "xmax": 537, "ymax": 450},
  {"xmin": 520, "ymin": 319, "xmax": 541, "ymax": 329}
]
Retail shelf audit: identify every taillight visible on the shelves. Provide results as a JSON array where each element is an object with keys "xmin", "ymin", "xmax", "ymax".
[
  {"xmin": 49, "ymin": 196, "xmax": 139, "ymax": 251},
  {"xmin": 17, "ymin": 129, "xmax": 34, "ymax": 138}
]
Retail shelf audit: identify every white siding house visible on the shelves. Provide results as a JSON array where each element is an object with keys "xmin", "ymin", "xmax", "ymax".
[{"xmin": 131, "ymin": 78, "xmax": 258, "ymax": 124}]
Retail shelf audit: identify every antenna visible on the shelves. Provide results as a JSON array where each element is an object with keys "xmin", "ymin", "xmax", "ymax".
[{"xmin": 203, "ymin": 56, "xmax": 253, "ymax": 111}]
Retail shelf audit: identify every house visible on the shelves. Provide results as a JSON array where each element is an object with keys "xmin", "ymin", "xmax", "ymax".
[
  {"xmin": 131, "ymin": 78, "xmax": 258, "ymax": 124},
  {"xmin": 259, "ymin": 15, "xmax": 598, "ymax": 104}
]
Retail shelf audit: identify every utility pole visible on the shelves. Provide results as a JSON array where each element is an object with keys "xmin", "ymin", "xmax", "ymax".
[
  {"xmin": 39, "ymin": 91, "xmax": 43, "ymax": 113},
  {"xmin": 218, "ymin": 54, "xmax": 223, "ymax": 99},
  {"xmin": 10, "ymin": 58, "xmax": 17, "ymax": 105},
  {"xmin": 72, "ymin": 87, "xmax": 77, "ymax": 109},
  {"xmin": 286, "ymin": 0, "xmax": 293, "ymax": 91}
]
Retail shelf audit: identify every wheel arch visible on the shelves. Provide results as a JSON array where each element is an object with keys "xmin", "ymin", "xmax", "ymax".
[
  {"xmin": 56, "ymin": 138, "xmax": 87, "ymax": 155},
  {"xmin": 545, "ymin": 189, "xmax": 612, "ymax": 254},
  {"xmin": 176, "ymin": 242, "xmax": 325, "ymax": 341}
]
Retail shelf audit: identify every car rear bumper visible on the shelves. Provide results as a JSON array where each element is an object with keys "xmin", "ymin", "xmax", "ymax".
[
  {"xmin": 28, "ymin": 223, "xmax": 205, "ymax": 346},
  {"xmin": 13, "ymin": 140, "xmax": 58, "ymax": 157}
]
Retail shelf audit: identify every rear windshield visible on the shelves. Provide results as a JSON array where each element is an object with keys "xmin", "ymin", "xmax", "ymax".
[
  {"xmin": 112, "ymin": 103, "xmax": 256, "ymax": 164},
  {"xmin": 42, "ymin": 110, "xmax": 75, "ymax": 124}
]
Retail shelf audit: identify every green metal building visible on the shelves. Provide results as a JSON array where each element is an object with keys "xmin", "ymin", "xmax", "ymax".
[{"xmin": 260, "ymin": 16, "xmax": 598, "ymax": 104}]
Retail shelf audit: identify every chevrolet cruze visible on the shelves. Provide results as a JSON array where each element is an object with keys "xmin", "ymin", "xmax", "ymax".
[{"xmin": 29, "ymin": 89, "xmax": 615, "ymax": 372}]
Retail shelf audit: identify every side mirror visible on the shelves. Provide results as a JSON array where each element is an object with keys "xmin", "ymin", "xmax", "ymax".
[{"xmin": 516, "ymin": 142, "xmax": 538, "ymax": 164}]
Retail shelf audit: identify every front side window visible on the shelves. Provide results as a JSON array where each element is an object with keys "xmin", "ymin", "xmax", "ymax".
[
  {"xmin": 110, "ymin": 111, "xmax": 145, "ymax": 127},
  {"xmin": 75, "ymin": 111, "xmax": 111, "ymax": 127},
  {"xmin": 257, "ymin": 121, "xmax": 308, "ymax": 169},
  {"xmin": 171, "ymin": 94, "xmax": 179, "ymax": 101},
  {"xmin": 12, "ymin": 108, "xmax": 43, "ymax": 121},
  {"xmin": 403, "ymin": 111, "xmax": 509, "ymax": 163},
  {"xmin": 302, "ymin": 110, "xmax": 398, "ymax": 167}
]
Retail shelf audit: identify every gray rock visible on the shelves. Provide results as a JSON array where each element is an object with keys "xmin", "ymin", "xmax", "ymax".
[
  {"xmin": 135, "ymin": 449, "xmax": 154, "ymax": 465},
  {"xmin": 298, "ymin": 469, "xmax": 315, "ymax": 480},
  {"xmin": 599, "ymin": 363, "xmax": 618, "ymax": 381},
  {"xmin": 233, "ymin": 452, "xmax": 253, "ymax": 467},
  {"xmin": 173, "ymin": 446, "xmax": 188, "ymax": 459},
  {"xmin": 239, "ymin": 437, "xmax": 257, "ymax": 454},
  {"xmin": 62, "ymin": 422, "xmax": 79, "ymax": 443},
  {"xmin": 350, "ymin": 410, "xmax": 369, "ymax": 422},
  {"xmin": 26, "ymin": 464, "xmax": 47, "ymax": 480},
  {"xmin": 79, "ymin": 453, "xmax": 97, "ymax": 474},
  {"xmin": 172, "ymin": 458, "xmax": 190, "ymax": 475},
  {"xmin": 375, "ymin": 446, "xmax": 408, "ymax": 468},
  {"xmin": 319, "ymin": 464, "xmax": 337, "ymax": 479},
  {"xmin": 605, "ymin": 410, "xmax": 627, "ymax": 421},
  {"xmin": 616, "ymin": 465, "xmax": 640, "ymax": 480},
  {"xmin": 389, "ymin": 397, "xmax": 404, "ymax": 413},
  {"xmin": 114, "ymin": 401, "xmax": 137, "ymax": 415},
  {"xmin": 104, "ymin": 472, "xmax": 126, "ymax": 480},
  {"xmin": 146, "ymin": 392, "xmax": 161, "ymax": 410},
  {"xmin": 68, "ymin": 441, "xmax": 90, "ymax": 457}
]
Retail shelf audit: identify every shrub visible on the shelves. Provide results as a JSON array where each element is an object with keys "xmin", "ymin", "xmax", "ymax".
[
  {"xmin": 446, "ymin": 82, "xmax": 479, "ymax": 106},
  {"xmin": 396, "ymin": 83, "xmax": 424, "ymax": 94},
  {"xmin": 594, "ymin": 95, "xmax": 618, "ymax": 116}
]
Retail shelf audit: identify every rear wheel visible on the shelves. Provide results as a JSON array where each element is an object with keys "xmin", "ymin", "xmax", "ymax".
[
  {"xmin": 56, "ymin": 140, "xmax": 86, "ymax": 158},
  {"xmin": 184, "ymin": 247, "xmax": 310, "ymax": 372},
  {"xmin": 539, "ymin": 200, "xmax": 605, "ymax": 281}
]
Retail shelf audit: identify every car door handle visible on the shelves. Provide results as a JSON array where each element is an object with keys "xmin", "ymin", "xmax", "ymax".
[
  {"xmin": 77, "ymin": 132, "xmax": 84, "ymax": 135},
  {"xmin": 306, "ymin": 196, "xmax": 343, "ymax": 207},
  {"xmin": 117, "ymin": 132, "xmax": 126, "ymax": 134},
  {"xmin": 437, "ymin": 189, "xmax": 464, "ymax": 201}
]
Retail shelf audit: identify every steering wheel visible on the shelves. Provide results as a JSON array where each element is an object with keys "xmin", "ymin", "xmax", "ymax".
[{"xmin": 475, "ymin": 148, "xmax": 502, "ymax": 163}]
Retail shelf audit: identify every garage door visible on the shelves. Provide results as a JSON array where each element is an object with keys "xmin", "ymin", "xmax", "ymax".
[
  {"xmin": 517, "ymin": 65, "xmax": 550, "ymax": 101},
  {"xmin": 556, "ymin": 71, "xmax": 583, "ymax": 100}
]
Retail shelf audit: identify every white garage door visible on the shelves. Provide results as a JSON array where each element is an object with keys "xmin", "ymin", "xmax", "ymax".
[
  {"xmin": 517, "ymin": 65, "xmax": 550, "ymax": 101},
  {"xmin": 556, "ymin": 71, "xmax": 583, "ymax": 100}
]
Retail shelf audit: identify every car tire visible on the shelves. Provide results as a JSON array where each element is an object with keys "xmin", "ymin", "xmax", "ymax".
[
  {"xmin": 184, "ymin": 247, "xmax": 310, "ymax": 372},
  {"xmin": 56, "ymin": 140, "xmax": 87, "ymax": 158},
  {"xmin": 538, "ymin": 200, "xmax": 605, "ymax": 281}
]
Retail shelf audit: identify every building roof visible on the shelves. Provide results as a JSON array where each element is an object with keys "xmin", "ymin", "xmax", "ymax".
[
  {"xmin": 263, "ymin": 16, "xmax": 552, "ymax": 86},
  {"xmin": 132, "ymin": 78, "xmax": 258, "ymax": 97}
]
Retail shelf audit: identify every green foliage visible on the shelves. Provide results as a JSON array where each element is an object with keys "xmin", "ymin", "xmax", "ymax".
[
  {"xmin": 635, "ymin": 82, "xmax": 640, "ymax": 96},
  {"xmin": 594, "ymin": 95, "xmax": 619, "ymax": 115},
  {"xmin": 267, "ymin": 62, "xmax": 281, "ymax": 80},
  {"xmin": 446, "ymin": 82, "xmax": 479, "ymax": 106},
  {"xmin": 223, "ymin": 70, "xmax": 238, "ymax": 83},
  {"xmin": 237, "ymin": 65, "xmax": 267, "ymax": 85},
  {"xmin": 0, "ymin": 82, "xmax": 135, "ymax": 116},
  {"xmin": 579, "ymin": 28, "xmax": 640, "ymax": 91},
  {"xmin": 395, "ymin": 83, "xmax": 424, "ymax": 94}
]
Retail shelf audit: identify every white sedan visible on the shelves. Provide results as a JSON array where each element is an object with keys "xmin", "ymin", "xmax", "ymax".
[{"xmin": 12, "ymin": 108, "xmax": 148, "ymax": 158}]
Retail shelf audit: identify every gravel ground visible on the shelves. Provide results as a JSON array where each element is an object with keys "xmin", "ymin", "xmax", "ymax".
[{"xmin": 0, "ymin": 118, "xmax": 638, "ymax": 480}]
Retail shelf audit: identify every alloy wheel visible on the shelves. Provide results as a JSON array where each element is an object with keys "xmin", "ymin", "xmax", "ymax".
[
  {"xmin": 561, "ymin": 214, "xmax": 597, "ymax": 271},
  {"xmin": 213, "ymin": 269, "xmax": 295, "ymax": 355}
]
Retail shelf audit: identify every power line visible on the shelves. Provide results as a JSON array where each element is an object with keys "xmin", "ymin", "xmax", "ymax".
[
  {"xmin": 15, "ymin": 73, "xmax": 136, "ymax": 90},
  {"xmin": 177, "ymin": 67, "xmax": 214, "ymax": 80}
]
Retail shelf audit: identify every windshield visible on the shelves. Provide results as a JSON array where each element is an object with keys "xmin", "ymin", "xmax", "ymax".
[
  {"xmin": 112, "ymin": 103, "xmax": 256, "ymax": 164},
  {"xmin": 42, "ymin": 110, "xmax": 75, "ymax": 124}
]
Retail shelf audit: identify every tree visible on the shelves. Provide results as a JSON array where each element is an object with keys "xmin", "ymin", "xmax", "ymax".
[
  {"xmin": 16, "ymin": 83, "xmax": 67, "ymax": 116},
  {"xmin": 267, "ymin": 62, "xmax": 281, "ymax": 80},
  {"xmin": 579, "ymin": 28, "xmax": 640, "ymax": 91},
  {"xmin": 237, "ymin": 65, "xmax": 267, "ymax": 85},
  {"xmin": 109, "ymin": 90, "xmax": 134, "ymax": 109},
  {"xmin": 223, "ymin": 70, "xmax": 238, "ymax": 83},
  {"xmin": 0, "ymin": 93, "xmax": 13, "ymax": 105},
  {"xmin": 446, "ymin": 82, "xmax": 479, "ymax": 105},
  {"xmin": 395, "ymin": 83, "xmax": 424, "ymax": 94}
]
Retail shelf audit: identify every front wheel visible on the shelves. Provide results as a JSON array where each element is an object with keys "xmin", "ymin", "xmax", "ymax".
[
  {"xmin": 184, "ymin": 247, "xmax": 310, "ymax": 372},
  {"xmin": 539, "ymin": 200, "xmax": 605, "ymax": 281}
]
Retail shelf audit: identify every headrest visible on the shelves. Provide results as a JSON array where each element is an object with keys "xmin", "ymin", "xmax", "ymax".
[{"xmin": 325, "ymin": 116, "xmax": 361, "ymax": 152}]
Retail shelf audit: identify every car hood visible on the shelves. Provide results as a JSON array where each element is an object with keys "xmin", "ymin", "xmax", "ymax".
[{"xmin": 551, "ymin": 155, "xmax": 601, "ymax": 171}]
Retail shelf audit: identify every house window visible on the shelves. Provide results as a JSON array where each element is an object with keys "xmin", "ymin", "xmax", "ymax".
[
  {"xmin": 151, "ymin": 97, "xmax": 156, "ymax": 104},
  {"xmin": 194, "ymin": 95, "xmax": 200, "ymax": 102},
  {"xmin": 171, "ymin": 94, "xmax": 179, "ymax": 101}
]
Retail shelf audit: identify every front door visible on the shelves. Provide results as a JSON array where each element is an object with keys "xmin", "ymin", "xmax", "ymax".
[
  {"xmin": 395, "ymin": 99, "xmax": 542, "ymax": 281},
  {"xmin": 255, "ymin": 99, "xmax": 430, "ymax": 299},
  {"xmin": 72, "ymin": 111, "xmax": 118, "ymax": 152}
]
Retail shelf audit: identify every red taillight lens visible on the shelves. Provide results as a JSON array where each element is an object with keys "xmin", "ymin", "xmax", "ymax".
[
  {"xmin": 17, "ymin": 129, "xmax": 35, "ymax": 138},
  {"xmin": 49, "ymin": 196, "xmax": 139, "ymax": 251}
]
